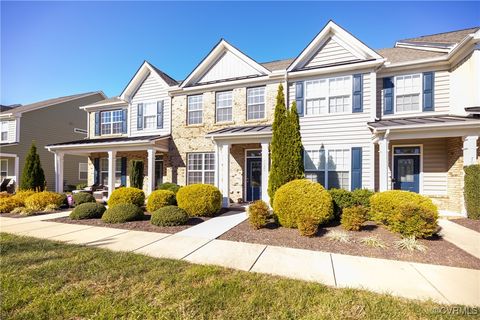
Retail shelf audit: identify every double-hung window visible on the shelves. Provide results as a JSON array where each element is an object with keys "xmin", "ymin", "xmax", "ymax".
[
  {"xmin": 0, "ymin": 121, "xmax": 9, "ymax": 142},
  {"xmin": 187, "ymin": 95, "xmax": 203, "ymax": 125},
  {"xmin": 187, "ymin": 153, "xmax": 215, "ymax": 185},
  {"xmin": 304, "ymin": 76, "xmax": 352, "ymax": 115},
  {"xmin": 0, "ymin": 159, "xmax": 8, "ymax": 179},
  {"xmin": 99, "ymin": 158, "xmax": 121, "ymax": 187},
  {"xmin": 100, "ymin": 110, "xmax": 123, "ymax": 135},
  {"xmin": 247, "ymin": 87, "xmax": 265, "ymax": 120},
  {"xmin": 78, "ymin": 163, "xmax": 88, "ymax": 180},
  {"xmin": 329, "ymin": 77, "xmax": 351, "ymax": 113},
  {"xmin": 395, "ymin": 74, "xmax": 421, "ymax": 113},
  {"xmin": 143, "ymin": 102, "xmax": 157, "ymax": 129},
  {"xmin": 216, "ymin": 91, "xmax": 233, "ymax": 122},
  {"xmin": 305, "ymin": 80, "xmax": 327, "ymax": 115},
  {"xmin": 304, "ymin": 148, "xmax": 350, "ymax": 190}
]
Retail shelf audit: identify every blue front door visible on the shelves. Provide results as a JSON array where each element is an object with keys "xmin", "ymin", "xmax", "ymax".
[
  {"xmin": 393, "ymin": 155, "xmax": 420, "ymax": 193},
  {"xmin": 246, "ymin": 158, "xmax": 262, "ymax": 202}
]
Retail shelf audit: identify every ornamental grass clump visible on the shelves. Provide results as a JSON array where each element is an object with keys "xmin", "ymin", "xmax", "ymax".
[
  {"xmin": 176, "ymin": 184, "xmax": 222, "ymax": 217},
  {"xmin": 101, "ymin": 203, "xmax": 145, "ymax": 223},
  {"xmin": 70, "ymin": 202, "xmax": 106, "ymax": 220},
  {"xmin": 146, "ymin": 190, "xmax": 176, "ymax": 212},
  {"xmin": 107, "ymin": 187, "xmax": 145, "ymax": 208},
  {"xmin": 395, "ymin": 236, "xmax": 427, "ymax": 252},
  {"xmin": 151, "ymin": 206, "xmax": 189, "ymax": 227},
  {"xmin": 247, "ymin": 200, "xmax": 270, "ymax": 229}
]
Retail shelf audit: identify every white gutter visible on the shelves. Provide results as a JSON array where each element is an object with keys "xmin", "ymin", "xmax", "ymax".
[
  {"xmin": 369, "ymin": 120, "xmax": 480, "ymax": 132},
  {"xmin": 45, "ymin": 136, "xmax": 169, "ymax": 151}
]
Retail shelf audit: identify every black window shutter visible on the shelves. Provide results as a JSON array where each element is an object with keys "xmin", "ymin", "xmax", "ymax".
[
  {"xmin": 352, "ymin": 74, "xmax": 363, "ymax": 113},
  {"xmin": 137, "ymin": 103, "xmax": 143, "ymax": 130},
  {"xmin": 295, "ymin": 81, "xmax": 304, "ymax": 117},
  {"xmin": 383, "ymin": 77, "xmax": 394, "ymax": 115},
  {"xmin": 157, "ymin": 101, "xmax": 164, "ymax": 129},
  {"xmin": 120, "ymin": 157, "xmax": 127, "ymax": 186},
  {"xmin": 93, "ymin": 158, "xmax": 100, "ymax": 184},
  {"xmin": 423, "ymin": 72, "xmax": 434, "ymax": 111},
  {"xmin": 351, "ymin": 147, "xmax": 362, "ymax": 191},
  {"xmin": 94, "ymin": 112, "xmax": 100, "ymax": 136}
]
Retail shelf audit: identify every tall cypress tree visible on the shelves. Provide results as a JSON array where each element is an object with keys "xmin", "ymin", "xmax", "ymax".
[
  {"xmin": 20, "ymin": 142, "xmax": 46, "ymax": 191},
  {"xmin": 285, "ymin": 101, "xmax": 305, "ymax": 180}
]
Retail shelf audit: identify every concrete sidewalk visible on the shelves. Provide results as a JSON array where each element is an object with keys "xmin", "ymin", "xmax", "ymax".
[
  {"xmin": 1, "ymin": 214, "xmax": 479, "ymax": 306},
  {"xmin": 438, "ymin": 219, "xmax": 480, "ymax": 259},
  {"xmin": 175, "ymin": 210, "xmax": 247, "ymax": 239}
]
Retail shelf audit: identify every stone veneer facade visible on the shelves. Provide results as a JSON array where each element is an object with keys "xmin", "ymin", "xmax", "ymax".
[{"xmin": 169, "ymin": 82, "xmax": 281, "ymax": 202}]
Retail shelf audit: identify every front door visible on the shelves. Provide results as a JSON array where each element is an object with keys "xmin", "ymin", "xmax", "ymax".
[
  {"xmin": 246, "ymin": 158, "xmax": 262, "ymax": 202},
  {"xmin": 155, "ymin": 157, "xmax": 163, "ymax": 189},
  {"xmin": 393, "ymin": 151, "xmax": 420, "ymax": 193}
]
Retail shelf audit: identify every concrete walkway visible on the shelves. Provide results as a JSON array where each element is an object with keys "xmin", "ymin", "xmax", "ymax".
[
  {"xmin": 1, "ymin": 214, "xmax": 479, "ymax": 306},
  {"xmin": 176, "ymin": 210, "xmax": 247, "ymax": 239},
  {"xmin": 438, "ymin": 219, "xmax": 480, "ymax": 259}
]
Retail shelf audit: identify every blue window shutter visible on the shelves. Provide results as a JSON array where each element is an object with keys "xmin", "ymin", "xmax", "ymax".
[
  {"xmin": 93, "ymin": 158, "xmax": 100, "ymax": 184},
  {"xmin": 423, "ymin": 72, "xmax": 434, "ymax": 111},
  {"xmin": 137, "ymin": 103, "xmax": 143, "ymax": 130},
  {"xmin": 351, "ymin": 147, "xmax": 362, "ymax": 191},
  {"xmin": 295, "ymin": 81, "xmax": 304, "ymax": 117},
  {"xmin": 352, "ymin": 74, "xmax": 363, "ymax": 113},
  {"xmin": 94, "ymin": 112, "xmax": 100, "ymax": 136},
  {"xmin": 157, "ymin": 101, "xmax": 164, "ymax": 129},
  {"xmin": 383, "ymin": 77, "xmax": 394, "ymax": 115},
  {"xmin": 122, "ymin": 109, "xmax": 127, "ymax": 134},
  {"xmin": 120, "ymin": 157, "xmax": 127, "ymax": 186}
]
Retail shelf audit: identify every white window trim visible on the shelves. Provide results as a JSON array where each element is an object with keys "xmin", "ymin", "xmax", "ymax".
[
  {"xmin": 78, "ymin": 162, "xmax": 88, "ymax": 180},
  {"xmin": 393, "ymin": 73, "xmax": 423, "ymax": 115},
  {"xmin": 391, "ymin": 144, "xmax": 424, "ymax": 194},
  {"xmin": 303, "ymin": 75, "xmax": 353, "ymax": 117},
  {"xmin": 215, "ymin": 91, "xmax": 233, "ymax": 123},
  {"xmin": 187, "ymin": 95, "xmax": 204, "ymax": 125},
  {"xmin": 187, "ymin": 152, "xmax": 215, "ymax": 185},
  {"xmin": 304, "ymin": 146, "xmax": 352, "ymax": 190},
  {"xmin": 0, "ymin": 159, "xmax": 8, "ymax": 178},
  {"xmin": 100, "ymin": 109, "xmax": 123, "ymax": 136},
  {"xmin": 0, "ymin": 121, "xmax": 9, "ymax": 143},
  {"xmin": 246, "ymin": 86, "xmax": 266, "ymax": 121},
  {"xmin": 140, "ymin": 100, "xmax": 162, "ymax": 130},
  {"xmin": 99, "ymin": 157, "xmax": 122, "ymax": 187}
]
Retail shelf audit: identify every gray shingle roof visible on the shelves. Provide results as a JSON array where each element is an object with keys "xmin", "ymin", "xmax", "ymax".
[
  {"xmin": 147, "ymin": 62, "xmax": 178, "ymax": 86},
  {"xmin": 399, "ymin": 27, "xmax": 479, "ymax": 45},
  {"xmin": 261, "ymin": 58, "xmax": 294, "ymax": 71},
  {"xmin": 206, "ymin": 125, "xmax": 272, "ymax": 137},
  {"xmin": 368, "ymin": 115, "xmax": 480, "ymax": 129},
  {"xmin": 376, "ymin": 47, "xmax": 446, "ymax": 63}
]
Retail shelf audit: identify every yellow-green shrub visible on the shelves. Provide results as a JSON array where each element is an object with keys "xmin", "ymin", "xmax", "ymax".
[
  {"xmin": 0, "ymin": 192, "xmax": 11, "ymax": 199},
  {"xmin": 24, "ymin": 191, "xmax": 64, "ymax": 211},
  {"xmin": 341, "ymin": 206, "xmax": 369, "ymax": 231},
  {"xmin": 176, "ymin": 184, "xmax": 222, "ymax": 217},
  {"xmin": 12, "ymin": 190, "xmax": 36, "ymax": 207},
  {"xmin": 273, "ymin": 179, "xmax": 333, "ymax": 235},
  {"xmin": 0, "ymin": 197, "xmax": 22, "ymax": 213},
  {"xmin": 102, "ymin": 203, "xmax": 145, "ymax": 223},
  {"xmin": 248, "ymin": 200, "xmax": 270, "ymax": 229},
  {"xmin": 107, "ymin": 187, "xmax": 145, "ymax": 208},
  {"xmin": 146, "ymin": 190, "xmax": 176, "ymax": 212}
]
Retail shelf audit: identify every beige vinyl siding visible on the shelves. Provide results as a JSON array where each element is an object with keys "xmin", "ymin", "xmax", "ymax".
[
  {"xmin": 304, "ymin": 37, "xmax": 360, "ymax": 68},
  {"xmin": 130, "ymin": 72, "xmax": 171, "ymax": 137},
  {"xmin": 288, "ymin": 73, "xmax": 374, "ymax": 190},
  {"xmin": 1, "ymin": 93, "xmax": 104, "ymax": 190}
]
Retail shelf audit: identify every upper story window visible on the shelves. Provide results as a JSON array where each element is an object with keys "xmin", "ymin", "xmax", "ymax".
[
  {"xmin": 0, "ymin": 159, "xmax": 8, "ymax": 179},
  {"xmin": 304, "ymin": 76, "xmax": 352, "ymax": 115},
  {"xmin": 187, "ymin": 95, "xmax": 203, "ymax": 125},
  {"xmin": 395, "ymin": 74, "xmax": 421, "ymax": 113},
  {"xmin": 100, "ymin": 110, "xmax": 123, "ymax": 135},
  {"xmin": 0, "ymin": 121, "xmax": 8, "ymax": 142},
  {"xmin": 216, "ymin": 91, "xmax": 233, "ymax": 122},
  {"xmin": 247, "ymin": 87, "xmax": 265, "ymax": 120},
  {"xmin": 143, "ymin": 102, "xmax": 157, "ymax": 129}
]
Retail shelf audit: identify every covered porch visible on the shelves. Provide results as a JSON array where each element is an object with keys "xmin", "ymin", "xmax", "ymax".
[
  {"xmin": 206, "ymin": 125, "xmax": 272, "ymax": 207},
  {"xmin": 46, "ymin": 135, "xmax": 170, "ymax": 198},
  {"xmin": 369, "ymin": 115, "xmax": 480, "ymax": 215}
]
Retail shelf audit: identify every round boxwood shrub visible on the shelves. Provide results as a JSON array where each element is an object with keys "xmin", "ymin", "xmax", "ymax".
[
  {"xmin": 351, "ymin": 189, "xmax": 375, "ymax": 208},
  {"xmin": 176, "ymin": 184, "xmax": 222, "ymax": 217},
  {"xmin": 328, "ymin": 188, "xmax": 354, "ymax": 216},
  {"xmin": 151, "ymin": 205, "xmax": 189, "ymax": 226},
  {"xmin": 70, "ymin": 202, "xmax": 106, "ymax": 220},
  {"xmin": 146, "ymin": 190, "xmax": 176, "ymax": 212},
  {"xmin": 101, "ymin": 203, "xmax": 145, "ymax": 223},
  {"xmin": 273, "ymin": 179, "xmax": 334, "ymax": 235},
  {"xmin": 341, "ymin": 206, "xmax": 369, "ymax": 231},
  {"xmin": 0, "ymin": 197, "xmax": 22, "ymax": 213},
  {"xmin": 107, "ymin": 187, "xmax": 145, "ymax": 208},
  {"xmin": 24, "ymin": 191, "xmax": 64, "ymax": 211},
  {"xmin": 157, "ymin": 182, "xmax": 181, "ymax": 194},
  {"xmin": 73, "ymin": 192, "xmax": 96, "ymax": 206},
  {"xmin": 248, "ymin": 200, "xmax": 270, "ymax": 229}
]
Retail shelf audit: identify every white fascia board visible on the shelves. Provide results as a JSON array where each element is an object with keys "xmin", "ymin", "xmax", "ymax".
[
  {"xmin": 80, "ymin": 101, "xmax": 128, "ymax": 111},
  {"xmin": 171, "ymin": 75, "xmax": 277, "ymax": 95},
  {"xmin": 287, "ymin": 59, "xmax": 384, "ymax": 79},
  {"xmin": 45, "ymin": 138, "xmax": 167, "ymax": 152},
  {"xmin": 371, "ymin": 121, "xmax": 480, "ymax": 132},
  {"xmin": 120, "ymin": 62, "xmax": 151, "ymax": 101}
]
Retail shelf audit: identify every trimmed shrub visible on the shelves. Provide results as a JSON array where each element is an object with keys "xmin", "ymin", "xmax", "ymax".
[
  {"xmin": 76, "ymin": 183, "xmax": 88, "ymax": 190},
  {"xmin": 146, "ymin": 190, "xmax": 176, "ymax": 212},
  {"xmin": 370, "ymin": 190, "xmax": 438, "ymax": 238},
  {"xmin": 0, "ymin": 192, "xmax": 11, "ymax": 199},
  {"xmin": 351, "ymin": 189, "xmax": 374, "ymax": 208},
  {"xmin": 11, "ymin": 190, "xmax": 36, "ymax": 206},
  {"xmin": 70, "ymin": 202, "xmax": 106, "ymax": 220},
  {"xmin": 273, "ymin": 179, "xmax": 333, "ymax": 236},
  {"xmin": 24, "ymin": 191, "xmax": 64, "ymax": 211},
  {"xmin": 328, "ymin": 189, "xmax": 354, "ymax": 216},
  {"xmin": 248, "ymin": 200, "xmax": 270, "ymax": 229},
  {"xmin": 297, "ymin": 216, "xmax": 319, "ymax": 237},
  {"xmin": 151, "ymin": 205, "xmax": 189, "ymax": 226},
  {"xmin": 0, "ymin": 197, "xmax": 22, "ymax": 213},
  {"xmin": 130, "ymin": 160, "xmax": 144, "ymax": 189},
  {"xmin": 73, "ymin": 192, "xmax": 96, "ymax": 206},
  {"xmin": 341, "ymin": 206, "xmax": 369, "ymax": 231},
  {"xmin": 107, "ymin": 187, "xmax": 145, "ymax": 208},
  {"xmin": 102, "ymin": 203, "xmax": 145, "ymax": 223},
  {"xmin": 157, "ymin": 182, "xmax": 181, "ymax": 194},
  {"xmin": 176, "ymin": 184, "xmax": 222, "ymax": 217},
  {"xmin": 464, "ymin": 165, "xmax": 480, "ymax": 219}
]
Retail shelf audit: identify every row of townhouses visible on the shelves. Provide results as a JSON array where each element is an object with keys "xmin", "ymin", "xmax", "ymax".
[{"xmin": 15, "ymin": 21, "xmax": 480, "ymax": 215}]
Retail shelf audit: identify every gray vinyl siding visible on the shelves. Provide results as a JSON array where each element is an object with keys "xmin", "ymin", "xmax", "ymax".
[
  {"xmin": 288, "ymin": 72, "xmax": 374, "ymax": 190},
  {"xmin": 1, "ymin": 93, "xmax": 104, "ymax": 190},
  {"xmin": 130, "ymin": 72, "xmax": 171, "ymax": 137},
  {"xmin": 304, "ymin": 37, "xmax": 360, "ymax": 68}
]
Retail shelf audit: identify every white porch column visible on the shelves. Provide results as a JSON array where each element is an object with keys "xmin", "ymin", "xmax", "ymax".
[
  {"xmin": 218, "ymin": 143, "xmax": 231, "ymax": 207},
  {"xmin": 147, "ymin": 148, "xmax": 156, "ymax": 195},
  {"xmin": 261, "ymin": 141, "xmax": 270, "ymax": 205},
  {"xmin": 463, "ymin": 135, "xmax": 479, "ymax": 166},
  {"xmin": 378, "ymin": 136, "xmax": 390, "ymax": 191},
  {"xmin": 214, "ymin": 143, "xmax": 220, "ymax": 188},
  {"xmin": 107, "ymin": 150, "xmax": 117, "ymax": 198},
  {"xmin": 14, "ymin": 156, "xmax": 19, "ymax": 190},
  {"xmin": 54, "ymin": 152, "xmax": 64, "ymax": 193}
]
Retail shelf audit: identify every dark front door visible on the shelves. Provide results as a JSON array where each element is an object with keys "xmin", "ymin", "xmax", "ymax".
[
  {"xmin": 246, "ymin": 158, "xmax": 262, "ymax": 202},
  {"xmin": 393, "ymin": 155, "xmax": 420, "ymax": 193},
  {"xmin": 155, "ymin": 158, "xmax": 163, "ymax": 188}
]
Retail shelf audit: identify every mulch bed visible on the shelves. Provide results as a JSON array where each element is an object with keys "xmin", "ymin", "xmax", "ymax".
[
  {"xmin": 450, "ymin": 218, "xmax": 480, "ymax": 233},
  {"xmin": 218, "ymin": 220, "xmax": 480, "ymax": 270}
]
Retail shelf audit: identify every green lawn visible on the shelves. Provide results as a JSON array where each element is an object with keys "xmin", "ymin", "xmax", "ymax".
[{"xmin": 0, "ymin": 233, "xmax": 467, "ymax": 319}]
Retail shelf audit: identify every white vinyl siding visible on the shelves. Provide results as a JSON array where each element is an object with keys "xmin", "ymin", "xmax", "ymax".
[
  {"xmin": 216, "ymin": 91, "xmax": 233, "ymax": 122},
  {"xmin": 247, "ymin": 87, "xmax": 265, "ymax": 120},
  {"xmin": 100, "ymin": 110, "xmax": 123, "ymax": 135},
  {"xmin": 187, "ymin": 95, "xmax": 203, "ymax": 125},
  {"xmin": 304, "ymin": 148, "xmax": 350, "ymax": 190},
  {"xmin": 304, "ymin": 37, "xmax": 360, "ymax": 68},
  {"xmin": 78, "ymin": 163, "xmax": 88, "ymax": 180},
  {"xmin": 130, "ymin": 72, "xmax": 171, "ymax": 137},
  {"xmin": 289, "ymin": 73, "xmax": 374, "ymax": 190},
  {"xmin": 304, "ymin": 76, "xmax": 352, "ymax": 115},
  {"xmin": 187, "ymin": 153, "xmax": 215, "ymax": 185}
]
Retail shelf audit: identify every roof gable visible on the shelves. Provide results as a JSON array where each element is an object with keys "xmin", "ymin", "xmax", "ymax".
[
  {"xmin": 181, "ymin": 39, "xmax": 270, "ymax": 88},
  {"xmin": 288, "ymin": 20, "xmax": 383, "ymax": 71}
]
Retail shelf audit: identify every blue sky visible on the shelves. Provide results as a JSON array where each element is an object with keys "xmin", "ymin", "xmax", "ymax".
[{"xmin": 1, "ymin": 1, "xmax": 479, "ymax": 105}]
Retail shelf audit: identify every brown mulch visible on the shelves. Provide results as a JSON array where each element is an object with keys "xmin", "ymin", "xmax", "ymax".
[
  {"xmin": 451, "ymin": 218, "xmax": 480, "ymax": 233},
  {"xmin": 218, "ymin": 220, "xmax": 480, "ymax": 270}
]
